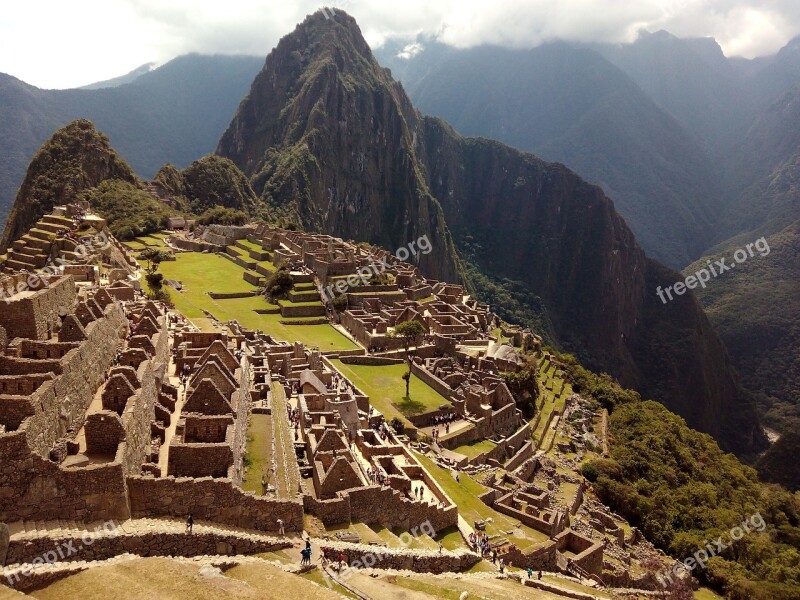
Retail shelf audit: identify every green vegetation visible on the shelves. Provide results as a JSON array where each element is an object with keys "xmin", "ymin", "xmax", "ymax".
[
  {"xmin": 1, "ymin": 119, "xmax": 139, "ymax": 249},
  {"xmin": 157, "ymin": 252, "xmax": 357, "ymax": 350},
  {"xmin": 452, "ymin": 439, "xmax": 497, "ymax": 459},
  {"xmin": 554, "ymin": 350, "xmax": 640, "ymax": 410},
  {"xmin": 585, "ymin": 401, "xmax": 800, "ymax": 599},
  {"xmin": 414, "ymin": 452, "xmax": 549, "ymax": 550},
  {"xmin": 241, "ymin": 414, "xmax": 272, "ymax": 495},
  {"xmin": 154, "ymin": 155, "xmax": 261, "ymax": 218},
  {"xmin": 330, "ymin": 360, "xmax": 449, "ymax": 422},
  {"xmin": 391, "ymin": 319, "xmax": 426, "ymax": 397},
  {"xmin": 263, "ymin": 266, "xmax": 294, "ymax": 301},
  {"xmin": 88, "ymin": 180, "xmax": 177, "ymax": 240},
  {"xmin": 687, "ymin": 221, "xmax": 800, "ymax": 448},
  {"xmin": 197, "ymin": 205, "xmax": 248, "ymax": 225},
  {"xmin": 501, "ymin": 356, "xmax": 541, "ymax": 417}
]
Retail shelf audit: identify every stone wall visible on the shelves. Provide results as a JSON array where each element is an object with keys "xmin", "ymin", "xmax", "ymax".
[
  {"xmin": 22, "ymin": 302, "xmax": 128, "ymax": 456},
  {"xmin": 0, "ymin": 429, "xmax": 129, "ymax": 523},
  {"xmin": 0, "ymin": 522, "xmax": 8, "ymax": 567},
  {"xmin": 0, "ymin": 276, "xmax": 76, "ymax": 341},
  {"xmin": 167, "ymin": 443, "xmax": 233, "ymax": 478},
  {"xmin": 127, "ymin": 476, "xmax": 304, "ymax": 532},
  {"xmin": 409, "ymin": 362, "xmax": 455, "ymax": 402},
  {"xmin": 4, "ymin": 530, "xmax": 290, "ymax": 567},
  {"xmin": 322, "ymin": 541, "xmax": 480, "ymax": 573}
]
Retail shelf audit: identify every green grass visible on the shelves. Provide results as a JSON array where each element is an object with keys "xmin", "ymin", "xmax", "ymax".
[
  {"xmin": 329, "ymin": 360, "xmax": 450, "ymax": 421},
  {"xmin": 435, "ymin": 526, "xmax": 466, "ymax": 550},
  {"xmin": 156, "ymin": 252, "xmax": 358, "ymax": 351},
  {"xmin": 452, "ymin": 439, "xmax": 497, "ymax": 459},
  {"xmin": 236, "ymin": 238, "xmax": 266, "ymax": 252},
  {"xmin": 386, "ymin": 578, "xmax": 467, "ymax": 600},
  {"xmin": 299, "ymin": 569, "xmax": 360, "ymax": 600},
  {"xmin": 413, "ymin": 451, "xmax": 549, "ymax": 550},
  {"xmin": 241, "ymin": 414, "xmax": 273, "ymax": 495},
  {"xmin": 694, "ymin": 588, "xmax": 724, "ymax": 600}
]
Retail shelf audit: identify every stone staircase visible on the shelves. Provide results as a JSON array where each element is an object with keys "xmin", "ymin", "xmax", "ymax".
[{"xmin": 1, "ymin": 214, "xmax": 76, "ymax": 274}]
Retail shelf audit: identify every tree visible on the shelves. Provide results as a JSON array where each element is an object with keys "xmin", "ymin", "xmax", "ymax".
[
  {"xmin": 391, "ymin": 320, "xmax": 426, "ymax": 397},
  {"xmin": 140, "ymin": 248, "xmax": 172, "ymax": 275}
]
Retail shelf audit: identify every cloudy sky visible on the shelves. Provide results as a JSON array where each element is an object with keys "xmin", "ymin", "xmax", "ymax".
[{"xmin": 1, "ymin": 0, "xmax": 799, "ymax": 89}]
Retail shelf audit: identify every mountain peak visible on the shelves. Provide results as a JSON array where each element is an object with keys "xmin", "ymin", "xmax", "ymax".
[{"xmin": 0, "ymin": 119, "xmax": 138, "ymax": 251}]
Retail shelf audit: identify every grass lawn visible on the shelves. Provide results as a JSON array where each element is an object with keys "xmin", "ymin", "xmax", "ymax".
[
  {"xmin": 695, "ymin": 588, "xmax": 724, "ymax": 600},
  {"xmin": 156, "ymin": 252, "xmax": 358, "ymax": 351},
  {"xmin": 435, "ymin": 526, "xmax": 467, "ymax": 550},
  {"xmin": 413, "ymin": 452, "xmax": 549, "ymax": 550},
  {"xmin": 329, "ymin": 360, "xmax": 450, "ymax": 421},
  {"xmin": 242, "ymin": 414, "xmax": 273, "ymax": 495},
  {"xmin": 452, "ymin": 439, "xmax": 497, "ymax": 459},
  {"xmin": 236, "ymin": 239, "xmax": 264, "ymax": 252}
]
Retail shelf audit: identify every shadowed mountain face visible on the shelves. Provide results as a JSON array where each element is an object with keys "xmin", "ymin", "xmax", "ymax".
[
  {"xmin": 218, "ymin": 11, "xmax": 765, "ymax": 455},
  {"xmin": 374, "ymin": 39, "xmax": 723, "ymax": 269}
]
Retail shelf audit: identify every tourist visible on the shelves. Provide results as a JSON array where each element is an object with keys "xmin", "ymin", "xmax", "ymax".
[
  {"xmin": 186, "ymin": 513, "xmax": 194, "ymax": 534},
  {"xmin": 277, "ymin": 518, "xmax": 285, "ymax": 536},
  {"xmin": 537, "ymin": 571, "xmax": 542, "ymax": 580},
  {"xmin": 438, "ymin": 543, "xmax": 443, "ymax": 554},
  {"xmin": 527, "ymin": 567, "xmax": 532, "ymax": 579},
  {"xmin": 338, "ymin": 552, "xmax": 345, "ymax": 573},
  {"xmin": 499, "ymin": 558, "xmax": 504, "ymax": 574}
]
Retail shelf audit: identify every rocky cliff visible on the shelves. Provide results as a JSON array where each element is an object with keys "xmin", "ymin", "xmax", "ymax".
[
  {"xmin": 0, "ymin": 119, "xmax": 137, "ymax": 250},
  {"xmin": 217, "ymin": 12, "xmax": 460, "ymax": 282},
  {"xmin": 217, "ymin": 11, "xmax": 764, "ymax": 455}
]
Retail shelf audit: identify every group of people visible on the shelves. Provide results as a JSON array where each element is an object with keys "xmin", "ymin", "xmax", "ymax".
[
  {"xmin": 320, "ymin": 547, "xmax": 348, "ymax": 572},
  {"xmin": 469, "ymin": 530, "xmax": 494, "ymax": 557},
  {"xmin": 300, "ymin": 539, "xmax": 313, "ymax": 565},
  {"xmin": 366, "ymin": 466, "xmax": 388, "ymax": 486},
  {"xmin": 430, "ymin": 412, "xmax": 458, "ymax": 440}
]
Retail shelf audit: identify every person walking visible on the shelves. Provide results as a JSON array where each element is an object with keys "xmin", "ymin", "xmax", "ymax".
[
  {"xmin": 186, "ymin": 513, "xmax": 194, "ymax": 534},
  {"xmin": 277, "ymin": 518, "xmax": 285, "ymax": 536}
]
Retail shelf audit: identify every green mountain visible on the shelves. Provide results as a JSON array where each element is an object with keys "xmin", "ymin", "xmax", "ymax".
[
  {"xmin": 154, "ymin": 155, "xmax": 260, "ymax": 216},
  {"xmin": 686, "ymin": 220, "xmax": 800, "ymax": 442},
  {"xmin": 218, "ymin": 10, "xmax": 765, "ymax": 456},
  {"xmin": 1, "ymin": 122, "xmax": 260, "ymax": 245},
  {"xmin": 0, "ymin": 119, "xmax": 138, "ymax": 250},
  {"xmin": 0, "ymin": 54, "xmax": 263, "ymax": 231}
]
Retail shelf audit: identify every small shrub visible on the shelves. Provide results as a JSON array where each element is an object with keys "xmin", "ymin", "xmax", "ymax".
[{"xmin": 389, "ymin": 417, "xmax": 405, "ymax": 435}]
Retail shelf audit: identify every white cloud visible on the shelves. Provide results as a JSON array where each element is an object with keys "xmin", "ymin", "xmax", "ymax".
[{"xmin": 0, "ymin": 0, "xmax": 798, "ymax": 88}]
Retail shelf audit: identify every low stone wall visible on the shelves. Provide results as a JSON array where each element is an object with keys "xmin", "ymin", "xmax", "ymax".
[
  {"xmin": 279, "ymin": 303, "xmax": 326, "ymax": 318},
  {"xmin": 409, "ymin": 362, "xmax": 455, "ymax": 403},
  {"xmin": 208, "ymin": 290, "xmax": 258, "ymax": 300},
  {"xmin": 323, "ymin": 541, "xmax": 480, "ymax": 573},
  {"xmin": 4, "ymin": 529, "xmax": 291, "ymax": 567},
  {"xmin": 339, "ymin": 356, "xmax": 404, "ymax": 366},
  {"xmin": 127, "ymin": 476, "xmax": 303, "ymax": 533},
  {"xmin": 501, "ymin": 540, "xmax": 558, "ymax": 570}
]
